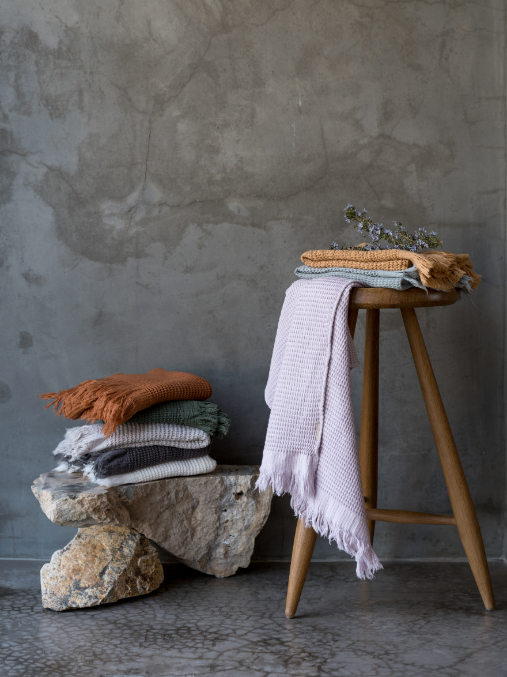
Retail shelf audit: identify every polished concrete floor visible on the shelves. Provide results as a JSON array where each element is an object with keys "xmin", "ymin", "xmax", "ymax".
[{"xmin": 0, "ymin": 559, "xmax": 506, "ymax": 677}]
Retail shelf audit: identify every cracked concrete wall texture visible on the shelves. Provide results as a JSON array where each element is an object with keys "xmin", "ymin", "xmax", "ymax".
[{"xmin": 0, "ymin": 0, "xmax": 505, "ymax": 563}]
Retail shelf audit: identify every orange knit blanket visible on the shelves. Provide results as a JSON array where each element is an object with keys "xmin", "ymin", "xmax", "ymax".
[
  {"xmin": 301, "ymin": 250, "xmax": 481, "ymax": 292},
  {"xmin": 40, "ymin": 369, "xmax": 212, "ymax": 436}
]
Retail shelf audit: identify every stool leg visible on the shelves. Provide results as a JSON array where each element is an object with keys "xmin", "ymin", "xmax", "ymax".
[
  {"xmin": 359, "ymin": 309, "xmax": 380, "ymax": 544},
  {"xmin": 401, "ymin": 307, "xmax": 495, "ymax": 610},
  {"xmin": 285, "ymin": 518, "xmax": 317, "ymax": 618}
]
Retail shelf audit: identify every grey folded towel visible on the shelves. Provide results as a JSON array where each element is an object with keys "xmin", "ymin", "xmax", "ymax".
[
  {"xmin": 89, "ymin": 444, "xmax": 211, "ymax": 479},
  {"xmin": 294, "ymin": 265, "xmax": 426, "ymax": 289},
  {"xmin": 295, "ymin": 264, "xmax": 474, "ymax": 292}
]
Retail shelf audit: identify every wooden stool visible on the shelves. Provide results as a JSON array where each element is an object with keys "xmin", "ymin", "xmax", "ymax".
[{"xmin": 285, "ymin": 287, "xmax": 495, "ymax": 618}]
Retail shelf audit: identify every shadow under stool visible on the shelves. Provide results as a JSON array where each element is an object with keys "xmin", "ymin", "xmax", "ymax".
[{"xmin": 285, "ymin": 287, "xmax": 495, "ymax": 618}]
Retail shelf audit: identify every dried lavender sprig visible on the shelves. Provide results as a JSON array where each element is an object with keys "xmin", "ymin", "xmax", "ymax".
[{"xmin": 330, "ymin": 205, "xmax": 442, "ymax": 252}]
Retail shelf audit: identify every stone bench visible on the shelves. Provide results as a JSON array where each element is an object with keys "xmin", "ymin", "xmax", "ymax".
[{"xmin": 32, "ymin": 465, "xmax": 272, "ymax": 610}]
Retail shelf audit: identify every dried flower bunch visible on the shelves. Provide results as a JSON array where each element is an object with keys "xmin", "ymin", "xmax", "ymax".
[{"xmin": 330, "ymin": 205, "xmax": 442, "ymax": 252}]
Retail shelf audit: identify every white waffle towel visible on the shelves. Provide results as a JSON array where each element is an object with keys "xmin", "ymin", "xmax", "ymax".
[{"xmin": 256, "ymin": 277, "xmax": 382, "ymax": 579}]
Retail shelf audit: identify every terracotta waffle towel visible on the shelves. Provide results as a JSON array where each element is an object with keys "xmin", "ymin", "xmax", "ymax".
[
  {"xmin": 301, "ymin": 250, "xmax": 481, "ymax": 292},
  {"xmin": 40, "ymin": 369, "xmax": 212, "ymax": 436}
]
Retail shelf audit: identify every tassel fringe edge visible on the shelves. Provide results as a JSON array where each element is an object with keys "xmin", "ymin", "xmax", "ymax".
[
  {"xmin": 40, "ymin": 380, "xmax": 137, "ymax": 437},
  {"xmin": 256, "ymin": 473, "xmax": 383, "ymax": 580}
]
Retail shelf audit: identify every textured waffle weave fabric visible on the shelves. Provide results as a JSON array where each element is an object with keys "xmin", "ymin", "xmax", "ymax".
[
  {"xmin": 121, "ymin": 400, "xmax": 230, "ymax": 438},
  {"xmin": 294, "ymin": 264, "xmax": 425, "ymax": 290},
  {"xmin": 40, "ymin": 369, "xmax": 213, "ymax": 436},
  {"xmin": 301, "ymin": 249, "xmax": 481, "ymax": 292},
  {"xmin": 87, "ymin": 455, "xmax": 217, "ymax": 487},
  {"xmin": 53, "ymin": 423, "xmax": 211, "ymax": 465},
  {"xmin": 63, "ymin": 444, "xmax": 210, "ymax": 478},
  {"xmin": 256, "ymin": 277, "xmax": 382, "ymax": 579}
]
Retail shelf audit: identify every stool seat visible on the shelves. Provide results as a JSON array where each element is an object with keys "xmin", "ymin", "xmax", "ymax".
[{"xmin": 349, "ymin": 287, "xmax": 459, "ymax": 310}]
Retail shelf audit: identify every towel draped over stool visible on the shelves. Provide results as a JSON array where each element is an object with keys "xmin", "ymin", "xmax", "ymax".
[{"xmin": 256, "ymin": 277, "xmax": 381, "ymax": 579}]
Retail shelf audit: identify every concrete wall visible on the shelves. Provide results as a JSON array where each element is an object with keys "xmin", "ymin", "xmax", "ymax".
[{"xmin": 1, "ymin": 0, "xmax": 505, "ymax": 563}]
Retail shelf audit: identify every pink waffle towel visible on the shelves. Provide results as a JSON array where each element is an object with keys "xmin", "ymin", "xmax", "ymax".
[{"xmin": 256, "ymin": 277, "xmax": 382, "ymax": 579}]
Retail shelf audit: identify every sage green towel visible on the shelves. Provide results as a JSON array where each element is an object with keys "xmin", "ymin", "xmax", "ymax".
[{"xmin": 119, "ymin": 400, "xmax": 230, "ymax": 438}]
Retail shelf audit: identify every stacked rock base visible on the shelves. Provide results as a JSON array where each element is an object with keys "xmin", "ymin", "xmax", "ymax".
[{"xmin": 33, "ymin": 465, "xmax": 272, "ymax": 610}]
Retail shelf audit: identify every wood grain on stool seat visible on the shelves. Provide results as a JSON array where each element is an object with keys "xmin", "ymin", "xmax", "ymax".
[{"xmin": 349, "ymin": 287, "xmax": 459, "ymax": 310}]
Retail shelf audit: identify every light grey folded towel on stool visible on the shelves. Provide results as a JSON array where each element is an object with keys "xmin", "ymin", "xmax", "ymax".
[{"xmin": 294, "ymin": 265, "xmax": 426, "ymax": 290}]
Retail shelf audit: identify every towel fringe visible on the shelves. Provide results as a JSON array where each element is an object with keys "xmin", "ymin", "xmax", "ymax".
[
  {"xmin": 40, "ymin": 380, "xmax": 136, "ymax": 437},
  {"xmin": 216, "ymin": 411, "xmax": 231, "ymax": 438},
  {"xmin": 291, "ymin": 494, "xmax": 382, "ymax": 580},
  {"xmin": 256, "ymin": 476, "xmax": 383, "ymax": 580},
  {"xmin": 256, "ymin": 470, "xmax": 315, "ymax": 501},
  {"xmin": 52, "ymin": 425, "xmax": 104, "ymax": 461},
  {"xmin": 191, "ymin": 402, "xmax": 231, "ymax": 438},
  {"xmin": 82, "ymin": 462, "xmax": 97, "ymax": 482}
]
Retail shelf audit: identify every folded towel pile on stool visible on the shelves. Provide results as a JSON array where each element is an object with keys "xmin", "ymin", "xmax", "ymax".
[
  {"xmin": 42, "ymin": 369, "xmax": 229, "ymax": 486},
  {"xmin": 301, "ymin": 249, "xmax": 481, "ymax": 292},
  {"xmin": 256, "ymin": 277, "xmax": 382, "ymax": 579}
]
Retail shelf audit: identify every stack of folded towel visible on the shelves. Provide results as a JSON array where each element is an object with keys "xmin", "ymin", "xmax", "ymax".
[
  {"xmin": 295, "ymin": 249, "xmax": 481, "ymax": 292},
  {"xmin": 41, "ymin": 369, "xmax": 230, "ymax": 487}
]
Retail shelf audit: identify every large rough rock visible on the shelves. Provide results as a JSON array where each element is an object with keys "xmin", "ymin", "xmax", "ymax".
[
  {"xmin": 41, "ymin": 525, "xmax": 164, "ymax": 611},
  {"xmin": 32, "ymin": 465, "xmax": 272, "ymax": 578}
]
